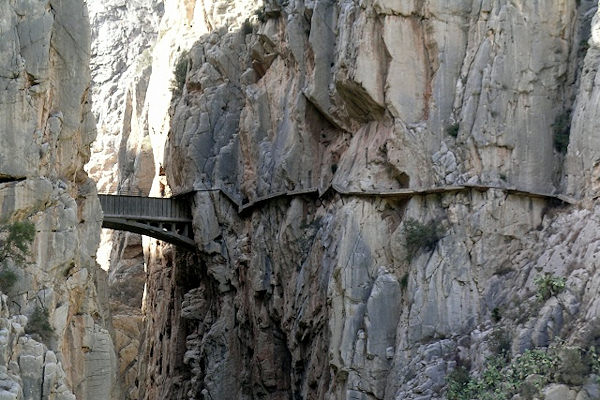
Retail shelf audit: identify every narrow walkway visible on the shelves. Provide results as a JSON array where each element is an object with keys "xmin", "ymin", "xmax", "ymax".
[
  {"xmin": 99, "ymin": 184, "xmax": 576, "ymax": 248},
  {"xmin": 99, "ymin": 194, "xmax": 195, "ymax": 249},
  {"xmin": 185, "ymin": 183, "xmax": 577, "ymax": 214}
]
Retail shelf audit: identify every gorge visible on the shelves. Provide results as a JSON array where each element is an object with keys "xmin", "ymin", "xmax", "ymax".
[{"xmin": 2, "ymin": 1, "xmax": 600, "ymax": 399}]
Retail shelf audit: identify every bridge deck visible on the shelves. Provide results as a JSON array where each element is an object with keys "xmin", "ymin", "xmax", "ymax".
[
  {"xmin": 99, "ymin": 194, "xmax": 195, "ymax": 249},
  {"xmin": 99, "ymin": 194, "xmax": 192, "ymax": 221}
]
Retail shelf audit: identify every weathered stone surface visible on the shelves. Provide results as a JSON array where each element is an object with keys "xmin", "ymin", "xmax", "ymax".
[
  {"xmin": 0, "ymin": 0, "xmax": 115, "ymax": 399},
  {"xmin": 544, "ymin": 383, "xmax": 578, "ymax": 400},
  {"xmin": 86, "ymin": 0, "xmax": 600, "ymax": 399},
  {"xmin": 85, "ymin": 2, "xmax": 166, "ymax": 398},
  {"xmin": 566, "ymin": 2, "xmax": 600, "ymax": 198}
]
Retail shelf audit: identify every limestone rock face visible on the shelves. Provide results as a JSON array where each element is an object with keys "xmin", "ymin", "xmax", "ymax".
[
  {"xmin": 86, "ymin": 2, "xmax": 165, "ymax": 398},
  {"xmin": 87, "ymin": 0, "xmax": 600, "ymax": 399},
  {"xmin": 87, "ymin": 0, "xmax": 164, "ymax": 195},
  {"xmin": 566, "ymin": 1, "xmax": 600, "ymax": 198},
  {"xmin": 156, "ymin": 0, "xmax": 600, "ymax": 398},
  {"xmin": 0, "ymin": 1, "xmax": 116, "ymax": 399}
]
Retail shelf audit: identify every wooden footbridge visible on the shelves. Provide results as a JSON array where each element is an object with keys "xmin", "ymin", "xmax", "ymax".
[
  {"xmin": 98, "ymin": 184, "xmax": 576, "ymax": 249},
  {"xmin": 99, "ymin": 194, "xmax": 195, "ymax": 249}
]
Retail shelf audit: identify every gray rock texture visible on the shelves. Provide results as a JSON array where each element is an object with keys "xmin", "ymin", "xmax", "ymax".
[
  {"xmin": 86, "ymin": 0, "xmax": 600, "ymax": 399},
  {"xmin": 85, "ymin": 2, "xmax": 165, "ymax": 398},
  {"xmin": 0, "ymin": 1, "xmax": 116, "ymax": 399}
]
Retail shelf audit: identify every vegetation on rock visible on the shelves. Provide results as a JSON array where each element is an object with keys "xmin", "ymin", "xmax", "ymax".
[
  {"xmin": 26, "ymin": 305, "xmax": 54, "ymax": 343},
  {"xmin": 446, "ymin": 122, "xmax": 460, "ymax": 138},
  {"xmin": 0, "ymin": 220, "xmax": 35, "ymax": 293},
  {"xmin": 172, "ymin": 52, "xmax": 189, "ymax": 93},
  {"xmin": 0, "ymin": 220, "xmax": 35, "ymax": 263},
  {"xmin": 254, "ymin": 6, "xmax": 267, "ymax": 22},
  {"xmin": 552, "ymin": 110, "xmax": 571, "ymax": 154},
  {"xmin": 534, "ymin": 273, "xmax": 566, "ymax": 300},
  {"xmin": 446, "ymin": 345, "xmax": 600, "ymax": 400},
  {"xmin": 404, "ymin": 218, "xmax": 444, "ymax": 261},
  {"xmin": 0, "ymin": 268, "xmax": 17, "ymax": 293}
]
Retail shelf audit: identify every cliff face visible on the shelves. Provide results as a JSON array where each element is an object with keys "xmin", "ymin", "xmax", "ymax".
[
  {"xmin": 87, "ymin": 0, "xmax": 600, "ymax": 399},
  {"xmin": 0, "ymin": 1, "xmax": 115, "ymax": 399},
  {"xmin": 86, "ymin": 2, "xmax": 164, "ymax": 398}
]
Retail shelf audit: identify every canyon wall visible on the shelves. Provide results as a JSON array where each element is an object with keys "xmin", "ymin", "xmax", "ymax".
[
  {"xmin": 0, "ymin": 1, "xmax": 115, "ymax": 399},
  {"xmin": 86, "ymin": 0, "xmax": 600, "ymax": 399},
  {"xmin": 86, "ymin": 2, "xmax": 164, "ymax": 397}
]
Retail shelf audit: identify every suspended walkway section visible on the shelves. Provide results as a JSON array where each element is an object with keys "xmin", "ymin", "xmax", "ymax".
[
  {"xmin": 98, "ymin": 194, "xmax": 195, "ymax": 249},
  {"xmin": 98, "ymin": 184, "xmax": 576, "ymax": 249}
]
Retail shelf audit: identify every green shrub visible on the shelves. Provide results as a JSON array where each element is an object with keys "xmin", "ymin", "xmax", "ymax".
[
  {"xmin": 255, "ymin": 7, "xmax": 267, "ymax": 22},
  {"xmin": 400, "ymin": 273, "xmax": 409, "ymax": 290},
  {"xmin": 242, "ymin": 19, "xmax": 254, "ymax": 35},
  {"xmin": 0, "ymin": 220, "xmax": 34, "ymax": 295},
  {"xmin": 534, "ymin": 273, "xmax": 566, "ymax": 300},
  {"xmin": 447, "ymin": 345, "xmax": 600, "ymax": 400},
  {"xmin": 580, "ymin": 40, "xmax": 590, "ymax": 53},
  {"xmin": 557, "ymin": 347, "xmax": 589, "ymax": 385},
  {"xmin": 0, "ymin": 268, "xmax": 17, "ymax": 293},
  {"xmin": 491, "ymin": 307, "xmax": 502, "ymax": 323},
  {"xmin": 172, "ymin": 52, "xmax": 189, "ymax": 92},
  {"xmin": 588, "ymin": 346, "xmax": 600, "ymax": 381},
  {"xmin": 489, "ymin": 328, "xmax": 510, "ymax": 357},
  {"xmin": 446, "ymin": 366, "xmax": 472, "ymax": 400},
  {"xmin": 511, "ymin": 349, "xmax": 559, "ymax": 381},
  {"xmin": 26, "ymin": 306, "xmax": 54, "ymax": 343},
  {"xmin": 552, "ymin": 111, "xmax": 571, "ymax": 154},
  {"xmin": 446, "ymin": 123, "xmax": 460, "ymax": 137},
  {"xmin": 446, "ymin": 349, "xmax": 560, "ymax": 400},
  {"xmin": 447, "ymin": 356, "xmax": 507, "ymax": 400},
  {"xmin": 404, "ymin": 219, "xmax": 444, "ymax": 261},
  {"xmin": 0, "ymin": 220, "xmax": 35, "ymax": 263}
]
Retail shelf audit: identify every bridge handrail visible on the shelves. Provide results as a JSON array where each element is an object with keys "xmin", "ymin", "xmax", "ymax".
[
  {"xmin": 173, "ymin": 182, "xmax": 577, "ymax": 214},
  {"xmin": 99, "ymin": 183, "xmax": 576, "ymax": 249}
]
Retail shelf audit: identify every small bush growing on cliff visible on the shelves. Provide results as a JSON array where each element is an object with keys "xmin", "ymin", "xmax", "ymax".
[
  {"xmin": 579, "ymin": 39, "xmax": 590, "ymax": 55},
  {"xmin": 534, "ymin": 273, "xmax": 566, "ymax": 300},
  {"xmin": 491, "ymin": 307, "xmax": 502, "ymax": 322},
  {"xmin": 0, "ymin": 268, "xmax": 17, "ymax": 293},
  {"xmin": 446, "ymin": 366, "xmax": 471, "ymax": 399},
  {"xmin": 0, "ymin": 220, "xmax": 35, "ymax": 263},
  {"xmin": 400, "ymin": 273, "xmax": 409, "ymax": 291},
  {"xmin": 404, "ymin": 219, "xmax": 444, "ymax": 261},
  {"xmin": 26, "ymin": 305, "xmax": 54, "ymax": 343},
  {"xmin": 447, "ymin": 344, "xmax": 600, "ymax": 400},
  {"xmin": 0, "ymin": 220, "xmax": 35, "ymax": 293},
  {"xmin": 588, "ymin": 346, "xmax": 600, "ymax": 378},
  {"xmin": 489, "ymin": 328, "xmax": 511, "ymax": 357},
  {"xmin": 172, "ymin": 52, "xmax": 189, "ymax": 93},
  {"xmin": 242, "ymin": 19, "xmax": 254, "ymax": 35},
  {"xmin": 446, "ymin": 122, "xmax": 460, "ymax": 137},
  {"xmin": 446, "ymin": 348, "xmax": 561, "ymax": 400},
  {"xmin": 254, "ymin": 6, "xmax": 267, "ymax": 22},
  {"xmin": 552, "ymin": 110, "xmax": 571, "ymax": 154}
]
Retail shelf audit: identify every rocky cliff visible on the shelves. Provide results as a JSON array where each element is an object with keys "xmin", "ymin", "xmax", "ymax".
[
  {"xmin": 0, "ymin": 1, "xmax": 116, "ymax": 399},
  {"xmin": 87, "ymin": 0, "xmax": 600, "ymax": 399},
  {"xmin": 86, "ymin": 1, "xmax": 164, "ymax": 397}
]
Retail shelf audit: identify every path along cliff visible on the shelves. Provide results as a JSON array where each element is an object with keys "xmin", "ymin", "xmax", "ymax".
[
  {"xmin": 3, "ymin": 0, "xmax": 600, "ymax": 399},
  {"xmin": 87, "ymin": 0, "xmax": 600, "ymax": 399}
]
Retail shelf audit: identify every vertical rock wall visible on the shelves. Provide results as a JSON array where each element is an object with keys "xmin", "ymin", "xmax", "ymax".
[
  {"xmin": 86, "ymin": 0, "xmax": 600, "ymax": 399},
  {"xmin": 566, "ymin": 2, "xmax": 600, "ymax": 198},
  {"xmin": 86, "ymin": 2, "xmax": 164, "ymax": 398},
  {"xmin": 156, "ymin": 0, "xmax": 600, "ymax": 399},
  {"xmin": 0, "ymin": 1, "xmax": 116, "ymax": 399}
]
